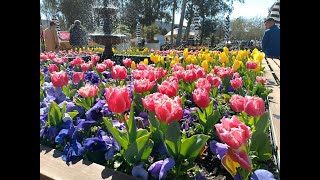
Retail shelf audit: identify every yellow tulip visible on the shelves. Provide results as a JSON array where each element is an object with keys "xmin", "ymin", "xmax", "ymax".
[
  {"xmin": 150, "ymin": 53, "xmax": 155, "ymax": 62},
  {"xmin": 183, "ymin": 48, "xmax": 188, "ymax": 58},
  {"xmin": 233, "ymin": 60, "xmax": 241, "ymax": 71},
  {"xmin": 219, "ymin": 52, "xmax": 227, "ymax": 63},
  {"xmin": 210, "ymin": 69, "xmax": 215, "ymax": 74},
  {"xmin": 206, "ymin": 54, "xmax": 214, "ymax": 62},
  {"xmin": 169, "ymin": 51, "xmax": 175, "ymax": 57},
  {"xmin": 202, "ymin": 60, "xmax": 208, "ymax": 71},
  {"xmin": 253, "ymin": 52, "xmax": 265, "ymax": 62},
  {"xmin": 185, "ymin": 55, "xmax": 191, "ymax": 64},
  {"xmin": 144, "ymin": 58, "xmax": 148, "ymax": 65},
  {"xmin": 160, "ymin": 57, "xmax": 165, "ymax": 65},
  {"xmin": 165, "ymin": 55, "xmax": 170, "ymax": 61},
  {"xmin": 253, "ymin": 64, "xmax": 261, "ymax": 72},
  {"xmin": 205, "ymin": 49, "xmax": 209, "ymax": 53},
  {"xmin": 131, "ymin": 61, "xmax": 136, "ymax": 69},
  {"xmin": 223, "ymin": 46, "xmax": 229, "ymax": 55}
]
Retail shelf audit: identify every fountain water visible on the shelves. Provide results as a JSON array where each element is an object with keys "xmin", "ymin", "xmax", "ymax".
[{"xmin": 90, "ymin": 0, "xmax": 128, "ymax": 60}]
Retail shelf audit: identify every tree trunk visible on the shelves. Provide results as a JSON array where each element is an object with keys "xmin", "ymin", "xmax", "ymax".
[
  {"xmin": 176, "ymin": 0, "xmax": 187, "ymax": 46},
  {"xmin": 185, "ymin": 2, "xmax": 194, "ymax": 44},
  {"xmin": 170, "ymin": 0, "xmax": 176, "ymax": 46}
]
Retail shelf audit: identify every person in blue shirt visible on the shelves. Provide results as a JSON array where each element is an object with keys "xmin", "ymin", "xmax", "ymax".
[{"xmin": 262, "ymin": 18, "xmax": 280, "ymax": 59}]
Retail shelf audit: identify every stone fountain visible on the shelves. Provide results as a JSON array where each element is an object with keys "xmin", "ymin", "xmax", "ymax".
[{"xmin": 90, "ymin": 1, "xmax": 127, "ymax": 60}]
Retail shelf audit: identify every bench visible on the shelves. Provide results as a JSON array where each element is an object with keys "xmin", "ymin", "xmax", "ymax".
[{"xmin": 261, "ymin": 57, "xmax": 280, "ymax": 170}]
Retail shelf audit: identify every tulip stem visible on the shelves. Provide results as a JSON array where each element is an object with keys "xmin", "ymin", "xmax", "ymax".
[{"xmin": 121, "ymin": 113, "xmax": 129, "ymax": 131}]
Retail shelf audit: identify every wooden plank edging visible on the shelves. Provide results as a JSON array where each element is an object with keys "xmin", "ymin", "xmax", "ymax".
[{"xmin": 40, "ymin": 145, "xmax": 138, "ymax": 180}]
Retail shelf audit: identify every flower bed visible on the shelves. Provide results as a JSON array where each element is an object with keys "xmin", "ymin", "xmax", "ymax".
[{"xmin": 40, "ymin": 47, "xmax": 279, "ymax": 180}]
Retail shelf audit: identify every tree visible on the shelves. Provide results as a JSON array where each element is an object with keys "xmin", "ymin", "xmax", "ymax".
[
  {"xmin": 59, "ymin": 0, "xmax": 95, "ymax": 32},
  {"xmin": 143, "ymin": 23, "xmax": 160, "ymax": 42},
  {"xmin": 40, "ymin": 0, "xmax": 59, "ymax": 20},
  {"xmin": 170, "ymin": 0, "xmax": 179, "ymax": 46},
  {"xmin": 176, "ymin": 0, "xmax": 187, "ymax": 46}
]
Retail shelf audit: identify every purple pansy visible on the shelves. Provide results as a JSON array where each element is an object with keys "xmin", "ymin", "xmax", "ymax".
[
  {"xmin": 85, "ymin": 99, "xmax": 105, "ymax": 121},
  {"xmin": 148, "ymin": 158, "xmax": 175, "ymax": 180},
  {"xmin": 132, "ymin": 163, "xmax": 148, "ymax": 180},
  {"xmin": 250, "ymin": 169, "xmax": 276, "ymax": 180},
  {"xmin": 195, "ymin": 171, "xmax": 206, "ymax": 180},
  {"xmin": 62, "ymin": 139, "xmax": 84, "ymax": 163},
  {"xmin": 209, "ymin": 140, "xmax": 228, "ymax": 160}
]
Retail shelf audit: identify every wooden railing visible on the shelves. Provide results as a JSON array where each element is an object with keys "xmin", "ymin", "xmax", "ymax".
[
  {"xmin": 40, "ymin": 145, "xmax": 138, "ymax": 180},
  {"xmin": 261, "ymin": 57, "xmax": 280, "ymax": 170}
]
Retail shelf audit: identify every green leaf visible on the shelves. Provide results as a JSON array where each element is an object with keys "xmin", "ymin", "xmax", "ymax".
[
  {"xmin": 123, "ymin": 132, "xmax": 152, "ymax": 164},
  {"xmin": 69, "ymin": 89, "xmax": 77, "ymax": 98},
  {"xmin": 48, "ymin": 101, "xmax": 62, "ymax": 126},
  {"xmin": 136, "ymin": 129, "xmax": 148, "ymax": 138},
  {"xmin": 165, "ymin": 120, "xmax": 181, "ymax": 159},
  {"xmin": 148, "ymin": 111, "xmax": 163, "ymax": 145},
  {"xmin": 68, "ymin": 110, "xmax": 79, "ymax": 119},
  {"xmin": 62, "ymin": 86, "xmax": 69, "ymax": 97},
  {"xmin": 255, "ymin": 113, "xmax": 269, "ymax": 133},
  {"xmin": 74, "ymin": 97, "xmax": 91, "ymax": 111},
  {"xmin": 204, "ymin": 110, "xmax": 221, "ymax": 134},
  {"xmin": 128, "ymin": 104, "xmax": 137, "ymax": 143},
  {"xmin": 103, "ymin": 117, "xmax": 128, "ymax": 150},
  {"xmin": 196, "ymin": 108, "xmax": 206, "ymax": 126},
  {"xmin": 180, "ymin": 134, "xmax": 210, "ymax": 162},
  {"xmin": 61, "ymin": 102, "xmax": 67, "ymax": 115},
  {"xmin": 140, "ymin": 139, "xmax": 154, "ymax": 161},
  {"xmin": 250, "ymin": 132, "xmax": 272, "ymax": 161},
  {"xmin": 205, "ymin": 100, "xmax": 214, "ymax": 117}
]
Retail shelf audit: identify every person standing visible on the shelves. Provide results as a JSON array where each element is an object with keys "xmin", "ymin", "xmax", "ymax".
[
  {"xmin": 262, "ymin": 18, "xmax": 280, "ymax": 59},
  {"xmin": 43, "ymin": 21, "xmax": 60, "ymax": 52},
  {"xmin": 69, "ymin": 20, "xmax": 88, "ymax": 49}
]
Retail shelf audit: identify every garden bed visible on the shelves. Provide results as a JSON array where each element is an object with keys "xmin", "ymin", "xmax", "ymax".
[{"xmin": 40, "ymin": 48, "xmax": 279, "ymax": 180}]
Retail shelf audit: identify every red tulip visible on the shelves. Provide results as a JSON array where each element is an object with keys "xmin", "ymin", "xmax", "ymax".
[
  {"xmin": 105, "ymin": 86, "xmax": 131, "ymax": 113},
  {"xmin": 78, "ymin": 84, "xmax": 98, "ymax": 98},
  {"xmin": 48, "ymin": 64, "xmax": 59, "ymax": 73},
  {"xmin": 51, "ymin": 71, "xmax": 69, "ymax": 87},
  {"xmin": 227, "ymin": 148, "xmax": 252, "ymax": 171},
  {"xmin": 72, "ymin": 72, "xmax": 85, "ymax": 84},
  {"xmin": 246, "ymin": 61, "xmax": 257, "ymax": 69}
]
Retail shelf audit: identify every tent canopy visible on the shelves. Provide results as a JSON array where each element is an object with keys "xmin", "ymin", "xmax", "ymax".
[{"xmin": 165, "ymin": 28, "xmax": 195, "ymax": 38}]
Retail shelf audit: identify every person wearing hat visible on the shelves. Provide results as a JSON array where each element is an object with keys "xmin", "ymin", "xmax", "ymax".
[
  {"xmin": 262, "ymin": 17, "xmax": 280, "ymax": 59},
  {"xmin": 43, "ymin": 21, "xmax": 60, "ymax": 52}
]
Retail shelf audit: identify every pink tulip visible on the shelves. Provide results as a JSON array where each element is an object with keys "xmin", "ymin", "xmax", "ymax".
[
  {"xmin": 166, "ymin": 76, "xmax": 179, "ymax": 83},
  {"xmin": 78, "ymin": 84, "xmax": 98, "ymax": 98},
  {"xmin": 70, "ymin": 57, "xmax": 84, "ymax": 66},
  {"xmin": 72, "ymin": 72, "xmax": 85, "ymax": 84},
  {"xmin": 256, "ymin": 76, "xmax": 267, "ymax": 85},
  {"xmin": 214, "ymin": 66, "xmax": 221, "ymax": 73},
  {"xmin": 81, "ymin": 63, "xmax": 91, "ymax": 72},
  {"xmin": 136, "ymin": 64, "xmax": 148, "ymax": 70},
  {"xmin": 96, "ymin": 63, "xmax": 107, "ymax": 73},
  {"xmin": 158, "ymin": 80, "xmax": 179, "ymax": 97},
  {"xmin": 206, "ymin": 74, "xmax": 221, "ymax": 88},
  {"xmin": 227, "ymin": 148, "xmax": 252, "ymax": 171},
  {"xmin": 194, "ymin": 68, "xmax": 206, "ymax": 79},
  {"xmin": 103, "ymin": 59, "xmax": 115, "ymax": 69},
  {"xmin": 231, "ymin": 77, "xmax": 243, "ymax": 89},
  {"xmin": 53, "ymin": 58, "xmax": 64, "ymax": 64},
  {"xmin": 183, "ymin": 70, "xmax": 197, "ymax": 82},
  {"xmin": 172, "ymin": 63, "xmax": 184, "ymax": 71},
  {"xmin": 196, "ymin": 78, "xmax": 211, "ymax": 92},
  {"xmin": 111, "ymin": 65, "xmax": 127, "ymax": 80},
  {"xmin": 142, "ymin": 93, "xmax": 167, "ymax": 112},
  {"xmin": 48, "ymin": 64, "xmax": 59, "ymax": 73},
  {"xmin": 229, "ymin": 95, "xmax": 245, "ymax": 112},
  {"xmin": 122, "ymin": 58, "xmax": 132, "ymax": 67},
  {"xmin": 215, "ymin": 116, "xmax": 252, "ymax": 149},
  {"xmin": 40, "ymin": 54, "xmax": 48, "ymax": 60},
  {"xmin": 51, "ymin": 71, "xmax": 69, "ymax": 87},
  {"xmin": 244, "ymin": 96, "xmax": 265, "ymax": 117},
  {"xmin": 233, "ymin": 72, "xmax": 240, "ymax": 78},
  {"xmin": 134, "ymin": 78, "xmax": 155, "ymax": 93},
  {"xmin": 193, "ymin": 88, "xmax": 210, "ymax": 108},
  {"xmin": 105, "ymin": 86, "xmax": 131, "ymax": 113},
  {"xmin": 246, "ymin": 61, "xmax": 257, "ymax": 69},
  {"xmin": 91, "ymin": 55, "xmax": 100, "ymax": 64},
  {"xmin": 154, "ymin": 96, "xmax": 183, "ymax": 124},
  {"xmin": 173, "ymin": 70, "xmax": 184, "ymax": 80}
]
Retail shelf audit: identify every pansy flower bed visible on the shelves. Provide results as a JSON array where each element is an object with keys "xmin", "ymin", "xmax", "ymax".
[{"xmin": 40, "ymin": 47, "xmax": 278, "ymax": 180}]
